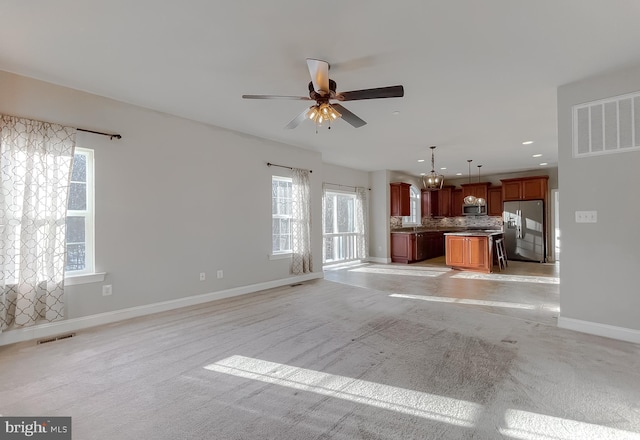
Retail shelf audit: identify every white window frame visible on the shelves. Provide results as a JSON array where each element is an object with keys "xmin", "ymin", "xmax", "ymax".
[
  {"xmin": 402, "ymin": 185, "xmax": 421, "ymax": 226},
  {"xmin": 64, "ymin": 147, "xmax": 101, "ymax": 284},
  {"xmin": 271, "ymin": 175, "xmax": 293, "ymax": 258},
  {"xmin": 322, "ymin": 189, "xmax": 359, "ymax": 264}
]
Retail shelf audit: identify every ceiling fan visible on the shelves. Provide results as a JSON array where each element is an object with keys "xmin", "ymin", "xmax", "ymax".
[{"xmin": 242, "ymin": 58, "xmax": 404, "ymax": 129}]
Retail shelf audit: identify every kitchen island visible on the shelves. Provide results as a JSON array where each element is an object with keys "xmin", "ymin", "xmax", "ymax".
[{"xmin": 444, "ymin": 230, "xmax": 503, "ymax": 273}]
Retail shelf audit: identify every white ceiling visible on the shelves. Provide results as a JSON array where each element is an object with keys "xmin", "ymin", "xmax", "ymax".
[{"xmin": 3, "ymin": 1, "xmax": 640, "ymax": 178}]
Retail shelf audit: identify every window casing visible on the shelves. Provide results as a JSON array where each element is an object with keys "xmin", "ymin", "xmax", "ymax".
[
  {"xmin": 65, "ymin": 148, "xmax": 95, "ymax": 275},
  {"xmin": 402, "ymin": 185, "xmax": 421, "ymax": 225},
  {"xmin": 323, "ymin": 190, "xmax": 359, "ymax": 264},
  {"xmin": 272, "ymin": 176, "xmax": 293, "ymax": 254}
]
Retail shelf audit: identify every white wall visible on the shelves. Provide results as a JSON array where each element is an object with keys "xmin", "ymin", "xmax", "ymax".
[
  {"xmin": 0, "ymin": 70, "xmax": 324, "ymax": 324},
  {"xmin": 557, "ymin": 64, "xmax": 640, "ymax": 341},
  {"xmin": 369, "ymin": 170, "xmax": 391, "ymax": 262}
]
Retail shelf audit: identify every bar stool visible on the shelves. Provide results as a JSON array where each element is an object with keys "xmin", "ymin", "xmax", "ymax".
[{"xmin": 495, "ymin": 238, "xmax": 508, "ymax": 271}]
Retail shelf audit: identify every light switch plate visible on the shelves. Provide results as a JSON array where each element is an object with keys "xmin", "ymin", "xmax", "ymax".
[{"xmin": 575, "ymin": 210, "xmax": 597, "ymax": 223}]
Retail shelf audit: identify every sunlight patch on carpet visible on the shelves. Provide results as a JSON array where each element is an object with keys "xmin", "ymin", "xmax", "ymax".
[
  {"xmin": 451, "ymin": 272, "xmax": 559, "ymax": 284},
  {"xmin": 499, "ymin": 408, "xmax": 640, "ymax": 440},
  {"xmin": 348, "ymin": 267, "xmax": 448, "ymax": 278},
  {"xmin": 390, "ymin": 293, "xmax": 560, "ymax": 313},
  {"xmin": 204, "ymin": 355, "xmax": 481, "ymax": 427}
]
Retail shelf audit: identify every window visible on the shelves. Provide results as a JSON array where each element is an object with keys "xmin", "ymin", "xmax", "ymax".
[
  {"xmin": 65, "ymin": 148, "xmax": 94, "ymax": 274},
  {"xmin": 402, "ymin": 185, "xmax": 421, "ymax": 225},
  {"xmin": 272, "ymin": 176, "xmax": 292, "ymax": 254},
  {"xmin": 323, "ymin": 191, "xmax": 358, "ymax": 264}
]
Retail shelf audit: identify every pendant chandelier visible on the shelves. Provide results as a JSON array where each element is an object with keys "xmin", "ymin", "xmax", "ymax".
[
  {"xmin": 476, "ymin": 165, "xmax": 486, "ymax": 206},
  {"xmin": 463, "ymin": 159, "xmax": 477, "ymax": 205},
  {"xmin": 422, "ymin": 146, "xmax": 444, "ymax": 191}
]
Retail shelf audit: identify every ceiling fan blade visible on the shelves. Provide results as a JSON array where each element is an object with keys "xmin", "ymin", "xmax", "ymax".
[
  {"xmin": 332, "ymin": 104, "xmax": 366, "ymax": 128},
  {"xmin": 242, "ymin": 94, "xmax": 312, "ymax": 100},
  {"xmin": 285, "ymin": 107, "xmax": 310, "ymax": 129},
  {"xmin": 306, "ymin": 58, "xmax": 330, "ymax": 93},
  {"xmin": 337, "ymin": 85, "xmax": 404, "ymax": 101}
]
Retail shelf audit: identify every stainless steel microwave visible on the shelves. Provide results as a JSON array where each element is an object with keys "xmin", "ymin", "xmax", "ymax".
[{"xmin": 463, "ymin": 204, "xmax": 487, "ymax": 215}]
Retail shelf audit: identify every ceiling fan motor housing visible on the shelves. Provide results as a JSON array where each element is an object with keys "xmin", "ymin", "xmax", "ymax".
[{"xmin": 309, "ymin": 79, "xmax": 337, "ymax": 101}]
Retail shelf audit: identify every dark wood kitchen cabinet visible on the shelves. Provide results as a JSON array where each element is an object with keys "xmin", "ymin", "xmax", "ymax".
[
  {"xmin": 460, "ymin": 182, "xmax": 489, "ymax": 202},
  {"xmin": 421, "ymin": 189, "xmax": 434, "ymax": 218},
  {"xmin": 391, "ymin": 231, "xmax": 445, "ymax": 263},
  {"xmin": 487, "ymin": 186, "xmax": 503, "ymax": 216},
  {"xmin": 390, "ymin": 182, "xmax": 411, "ymax": 216},
  {"xmin": 423, "ymin": 186, "xmax": 454, "ymax": 217},
  {"xmin": 451, "ymin": 189, "xmax": 463, "ymax": 217},
  {"xmin": 501, "ymin": 176, "xmax": 548, "ymax": 201},
  {"xmin": 391, "ymin": 233, "xmax": 415, "ymax": 263}
]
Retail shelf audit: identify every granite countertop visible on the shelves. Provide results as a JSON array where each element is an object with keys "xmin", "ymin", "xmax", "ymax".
[
  {"xmin": 443, "ymin": 230, "xmax": 504, "ymax": 237},
  {"xmin": 391, "ymin": 227, "xmax": 502, "ymax": 235}
]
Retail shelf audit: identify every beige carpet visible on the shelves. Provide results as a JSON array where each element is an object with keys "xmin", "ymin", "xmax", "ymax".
[{"xmin": 0, "ymin": 275, "xmax": 639, "ymax": 439}]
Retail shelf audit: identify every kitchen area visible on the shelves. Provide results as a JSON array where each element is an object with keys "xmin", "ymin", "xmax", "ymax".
[{"xmin": 389, "ymin": 175, "xmax": 550, "ymax": 273}]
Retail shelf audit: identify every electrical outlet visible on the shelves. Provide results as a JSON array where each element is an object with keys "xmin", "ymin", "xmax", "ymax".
[
  {"xmin": 217, "ymin": 270, "xmax": 223, "ymax": 279},
  {"xmin": 102, "ymin": 285, "xmax": 112, "ymax": 296},
  {"xmin": 199, "ymin": 272, "xmax": 206, "ymax": 281}
]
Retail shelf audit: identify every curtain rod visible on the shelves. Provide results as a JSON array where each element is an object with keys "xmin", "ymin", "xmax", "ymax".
[
  {"xmin": 77, "ymin": 128, "xmax": 122, "ymax": 140},
  {"xmin": 323, "ymin": 182, "xmax": 371, "ymax": 191},
  {"xmin": 267, "ymin": 162, "xmax": 312, "ymax": 173},
  {"xmin": 1, "ymin": 112, "xmax": 122, "ymax": 140}
]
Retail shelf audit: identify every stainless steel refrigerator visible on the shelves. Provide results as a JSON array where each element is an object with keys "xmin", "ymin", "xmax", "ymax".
[{"xmin": 503, "ymin": 200, "xmax": 545, "ymax": 263}]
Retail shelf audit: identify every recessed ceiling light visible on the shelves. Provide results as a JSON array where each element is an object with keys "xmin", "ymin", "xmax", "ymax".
[
  {"xmin": 440, "ymin": 167, "xmax": 447, "ymax": 170},
  {"xmin": 420, "ymin": 172, "xmax": 426, "ymax": 176},
  {"xmin": 522, "ymin": 141, "xmax": 534, "ymax": 145},
  {"xmin": 456, "ymin": 172, "xmax": 463, "ymax": 176},
  {"xmin": 532, "ymin": 154, "xmax": 542, "ymax": 158},
  {"xmin": 418, "ymin": 159, "xmax": 425, "ymax": 162},
  {"xmin": 539, "ymin": 162, "xmax": 548, "ymax": 166},
  {"xmin": 392, "ymin": 111, "xmax": 400, "ymax": 116}
]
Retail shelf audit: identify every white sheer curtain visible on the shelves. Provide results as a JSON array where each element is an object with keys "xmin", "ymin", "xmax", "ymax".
[
  {"xmin": 355, "ymin": 187, "xmax": 369, "ymax": 260},
  {"xmin": 291, "ymin": 168, "xmax": 312, "ymax": 274},
  {"xmin": 0, "ymin": 115, "xmax": 76, "ymax": 331}
]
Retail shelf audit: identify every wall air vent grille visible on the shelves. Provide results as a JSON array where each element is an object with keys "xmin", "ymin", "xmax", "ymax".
[
  {"xmin": 37, "ymin": 333, "xmax": 75, "ymax": 345},
  {"xmin": 573, "ymin": 90, "xmax": 640, "ymax": 158}
]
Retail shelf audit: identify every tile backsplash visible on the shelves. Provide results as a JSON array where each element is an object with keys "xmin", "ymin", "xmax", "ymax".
[{"xmin": 391, "ymin": 215, "xmax": 503, "ymax": 230}]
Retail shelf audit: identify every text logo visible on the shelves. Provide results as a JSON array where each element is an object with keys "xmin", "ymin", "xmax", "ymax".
[{"xmin": 0, "ymin": 417, "xmax": 71, "ymax": 439}]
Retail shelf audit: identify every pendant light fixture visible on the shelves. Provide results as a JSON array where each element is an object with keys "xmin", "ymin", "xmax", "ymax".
[
  {"xmin": 463, "ymin": 159, "xmax": 477, "ymax": 205},
  {"xmin": 422, "ymin": 146, "xmax": 444, "ymax": 191},
  {"xmin": 476, "ymin": 164, "xmax": 486, "ymax": 206}
]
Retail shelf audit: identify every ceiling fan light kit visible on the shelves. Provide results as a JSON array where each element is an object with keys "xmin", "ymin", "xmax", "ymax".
[{"xmin": 242, "ymin": 58, "xmax": 404, "ymax": 130}]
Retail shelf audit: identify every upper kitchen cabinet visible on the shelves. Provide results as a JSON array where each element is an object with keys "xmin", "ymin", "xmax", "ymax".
[
  {"xmin": 390, "ymin": 182, "xmax": 411, "ymax": 216},
  {"xmin": 421, "ymin": 186, "xmax": 453, "ymax": 217},
  {"xmin": 487, "ymin": 186, "xmax": 502, "ymax": 216},
  {"xmin": 460, "ymin": 182, "xmax": 489, "ymax": 201},
  {"xmin": 451, "ymin": 188, "xmax": 463, "ymax": 217},
  {"xmin": 421, "ymin": 188, "xmax": 434, "ymax": 217},
  {"xmin": 501, "ymin": 176, "xmax": 548, "ymax": 201}
]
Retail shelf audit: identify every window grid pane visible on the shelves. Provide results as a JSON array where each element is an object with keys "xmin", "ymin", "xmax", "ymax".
[
  {"xmin": 272, "ymin": 177, "xmax": 293, "ymax": 253},
  {"xmin": 65, "ymin": 149, "xmax": 93, "ymax": 274}
]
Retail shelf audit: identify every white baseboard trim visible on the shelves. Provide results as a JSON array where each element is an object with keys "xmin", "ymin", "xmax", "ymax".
[
  {"xmin": 558, "ymin": 316, "xmax": 640, "ymax": 344},
  {"xmin": 367, "ymin": 257, "xmax": 391, "ymax": 264},
  {"xmin": 0, "ymin": 272, "xmax": 324, "ymax": 347}
]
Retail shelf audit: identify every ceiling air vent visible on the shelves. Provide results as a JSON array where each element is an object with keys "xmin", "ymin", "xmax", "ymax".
[{"xmin": 573, "ymin": 90, "xmax": 640, "ymax": 158}]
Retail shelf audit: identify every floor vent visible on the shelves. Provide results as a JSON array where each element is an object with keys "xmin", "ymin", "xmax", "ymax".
[
  {"xmin": 37, "ymin": 333, "xmax": 76, "ymax": 345},
  {"xmin": 290, "ymin": 283, "xmax": 304, "ymax": 287}
]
